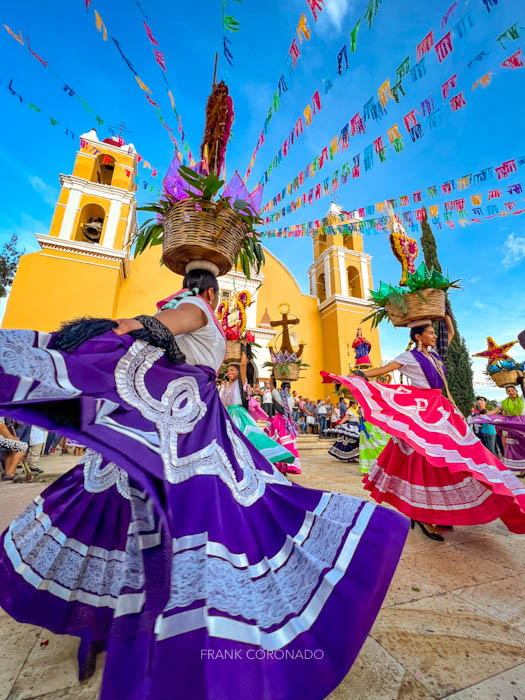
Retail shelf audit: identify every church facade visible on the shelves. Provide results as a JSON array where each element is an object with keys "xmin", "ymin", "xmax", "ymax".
[{"xmin": 2, "ymin": 131, "xmax": 382, "ymax": 398}]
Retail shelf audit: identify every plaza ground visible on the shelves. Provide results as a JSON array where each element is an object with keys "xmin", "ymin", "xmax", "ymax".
[{"xmin": 0, "ymin": 451, "xmax": 524, "ymax": 700}]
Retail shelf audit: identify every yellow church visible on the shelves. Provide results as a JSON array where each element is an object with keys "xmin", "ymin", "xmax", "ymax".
[{"xmin": 2, "ymin": 130, "xmax": 382, "ymax": 398}]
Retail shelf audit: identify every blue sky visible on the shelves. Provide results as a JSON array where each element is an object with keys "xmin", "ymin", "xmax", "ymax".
[{"xmin": 0, "ymin": 0, "xmax": 524, "ymax": 396}]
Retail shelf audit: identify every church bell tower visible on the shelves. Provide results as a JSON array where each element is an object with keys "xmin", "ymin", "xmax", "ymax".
[
  {"xmin": 2, "ymin": 130, "xmax": 138, "ymax": 331},
  {"xmin": 307, "ymin": 203, "xmax": 382, "ymax": 380}
]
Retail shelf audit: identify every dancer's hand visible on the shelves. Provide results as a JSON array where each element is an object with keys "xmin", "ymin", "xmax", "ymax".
[{"xmin": 113, "ymin": 318, "xmax": 144, "ymax": 336}]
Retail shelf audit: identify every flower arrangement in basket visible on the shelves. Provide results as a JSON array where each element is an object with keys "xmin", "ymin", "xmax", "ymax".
[
  {"xmin": 363, "ymin": 206, "xmax": 460, "ymax": 329},
  {"xmin": 216, "ymin": 290, "xmax": 259, "ymax": 364},
  {"xmin": 263, "ymin": 304, "xmax": 308, "ymax": 382},
  {"xmin": 474, "ymin": 336, "xmax": 524, "ymax": 388},
  {"xmin": 133, "ymin": 79, "xmax": 264, "ymax": 279}
]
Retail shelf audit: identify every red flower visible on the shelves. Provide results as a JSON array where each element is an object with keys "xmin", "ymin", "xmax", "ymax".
[
  {"xmin": 245, "ymin": 331, "xmax": 255, "ymax": 343},
  {"xmin": 226, "ymin": 328, "xmax": 240, "ymax": 340}
]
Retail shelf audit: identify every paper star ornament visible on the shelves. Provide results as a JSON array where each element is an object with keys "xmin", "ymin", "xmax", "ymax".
[{"xmin": 473, "ymin": 336, "xmax": 516, "ymax": 365}]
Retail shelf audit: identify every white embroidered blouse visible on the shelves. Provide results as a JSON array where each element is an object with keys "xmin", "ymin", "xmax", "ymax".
[{"xmin": 172, "ymin": 297, "xmax": 225, "ymax": 372}]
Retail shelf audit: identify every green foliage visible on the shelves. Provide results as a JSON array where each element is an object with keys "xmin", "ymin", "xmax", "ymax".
[
  {"xmin": 362, "ymin": 264, "xmax": 461, "ymax": 329},
  {"xmin": 133, "ymin": 167, "xmax": 265, "ymax": 279},
  {"xmin": 420, "ymin": 212, "xmax": 442, "ymax": 273},
  {"xmin": 0, "ymin": 234, "xmax": 22, "ymax": 298},
  {"xmin": 444, "ymin": 321, "xmax": 476, "ymax": 417},
  {"xmin": 419, "ymin": 216, "xmax": 474, "ymax": 417}
]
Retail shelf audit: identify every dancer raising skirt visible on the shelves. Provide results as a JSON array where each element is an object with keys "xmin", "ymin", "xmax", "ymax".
[
  {"xmin": 0, "ymin": 266, "xmax": 409, "ymax": 700},
  {"xmin": 266, "ymin": 381, "xmax": 302, "ymax": 474},
  {"xmin": 220, "ymin": 354, "xmax": 295, "ymax": 466},
  {"xmin": 323, "ymin": 316, "xmax": 525, "ymax": 541},
  {"xmin": 328, "ymin": 403, "xmax": 360, "ymax": 462}
]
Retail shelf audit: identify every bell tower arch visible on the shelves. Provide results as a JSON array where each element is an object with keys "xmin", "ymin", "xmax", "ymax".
[
  {"xmin": 307, "ymin": 202, "xmax": 382, "ymax": 384},
  {"xmin": 2, "ymin": 130, "xmax": 139, "ymax": 331}
]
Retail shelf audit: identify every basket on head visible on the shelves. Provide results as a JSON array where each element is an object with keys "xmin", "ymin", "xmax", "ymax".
[
  {"xmin": 385, "ymin": 288, "xmax": 445, "ymax": 328},
  {"xmin": 162, "ymin": 199, "xmax": 248, "ymax": 276},
  {"xmin": 224, "ymin": 340, "xmax": 242, "ymax": 365},
  {"xmin": 273, "ymin": 363, "xmax": 300, "ymax": 382},
  {"xmin": 491, "ymin": 369, "xmax": 519, "ymax": 387}
]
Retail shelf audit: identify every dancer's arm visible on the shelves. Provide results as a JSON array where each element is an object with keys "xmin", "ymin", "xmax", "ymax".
[
  {"xmin": 355, "ymin": 361, "xmax": 402, "ymax": 379},
  {"xmin": 240, "ymin": 348, "xmax": 248, "ymax": 386},
  {"xmin": 445, "ymin": 313, "xmax": 455, "ymax": 344},
  {"xmin": 113, "ymin": 304, "xmax": 206, "ymax": 337}
]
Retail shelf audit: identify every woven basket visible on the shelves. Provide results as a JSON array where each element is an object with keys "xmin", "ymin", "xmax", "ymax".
[
  {"xmin": 492, "ymin": 369, "xmax": 519, "ymax": 387},
  {"xmin": 385, "ymin": 288, "xmax": 446, "ymax": 328},
  {"xmin": 224, "ymin": 340, "xmax": 242, "ymax": 365},
  {"xmin": 273, "ymin": 363, "xmax": 300, "ymax": 382},
  {"xmin": 162, "ymin": 199, "xmax": 248, "ymax": 276}
]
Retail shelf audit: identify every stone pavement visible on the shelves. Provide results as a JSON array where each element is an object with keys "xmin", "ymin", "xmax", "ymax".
[{"xmin": 0, "ymin": 453, "xmax": 524, "ymax": 699}]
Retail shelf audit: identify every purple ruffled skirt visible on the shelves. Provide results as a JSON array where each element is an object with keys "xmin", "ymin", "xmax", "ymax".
[{"xmin": 0, "ymin": 329, "xmax": 409, "ymax": 700}]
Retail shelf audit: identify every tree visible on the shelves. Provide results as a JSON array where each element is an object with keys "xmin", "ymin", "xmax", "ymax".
[
  {"xmin": 420, "ymin": 212, "xmax": 475, "ymax": 416},
  {"xmin": 0, "ymin": 234, "xmax": 22, "ymax": 298}
]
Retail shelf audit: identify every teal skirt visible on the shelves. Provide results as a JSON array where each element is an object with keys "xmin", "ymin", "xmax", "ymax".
[{"xmin": 227, "ymin": 405, "xmax": 295, "ymax": 464}]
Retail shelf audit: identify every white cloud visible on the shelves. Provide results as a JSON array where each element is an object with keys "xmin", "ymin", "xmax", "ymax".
[
  {"xmin": 501, "ymin": 233, "xmax": 525, "ymax": 269},
  {"xmin": 28, "ymin": 176, "xmax": 58, "ymax": 207},
  {"xmin": 473, "ymin": 301, "xmax": 484, "ymax": 309},
  {"xmin": 323, "ymin": 0, "xmax": 351, "ymax": 32}
]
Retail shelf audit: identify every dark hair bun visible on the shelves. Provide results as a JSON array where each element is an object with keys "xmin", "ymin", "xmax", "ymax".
[
  {"xmin": 409, "ymin": 323, "xmax": 433, "ymax": 343},
  {"xmin": 183, "ymin": 269, "xmax": 219, "ymax": 294}
]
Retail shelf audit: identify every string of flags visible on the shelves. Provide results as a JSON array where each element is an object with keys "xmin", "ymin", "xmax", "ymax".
[
  {"xmin": 244, "ymin": 0, "xmax": 336, "ymax": 181},
  {"xmin": 3, "ymin": 76, "xmax": 162, "ymax": 194},
  {"xmin": 263, "ymin": 151, "xmax": 525, "ymax": 227},
  {"xmin": 250, "ymin": 0, "xmax": 388, "ymax": 184},
  {"xmin": 262, "ymin": 37, "xmax": 523, "ymax": 223},
  {"xmin": 259, "ymin": 155, "xmax": 525, "ymax": 238},
  {"xmin": 260, "ymin": 196, "xmax": 525, "ymax": 239},
  {"xmin": 85, "ymin": 1, "xmax": 194, "ymax": 165},
  {"xmin": 136, "ymin": 5, "xmax": 192, "ymax": 159},
  {"xmin": 2, "ymin": 22, "xmax": 106, "ymax": 127},
  {"xmin": 1, "ymin": 21, "xmax": 164, "ymax": 187},
  {"xmin": 257, "ymin": 0, "xmax": 515, "ymax": 194},
  {"xmin": 222, "ymin": 0, "xmax": 240, "ymax": 71}
]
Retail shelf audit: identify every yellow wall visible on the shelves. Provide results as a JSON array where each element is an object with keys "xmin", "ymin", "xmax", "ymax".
[
  {"xmin": 256, "ymin": 252, "xmax": 325, "ymax": 401},
  {"xmin": 73, "ymin": 147, "xmax": 135, "ymax": 191},
  {"xmin": 2, "ymin": 250, "xmax": 122, "ymax": 332}
]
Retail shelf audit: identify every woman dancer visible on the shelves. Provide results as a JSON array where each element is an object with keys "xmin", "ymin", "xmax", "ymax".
[
  {"xmin": 220, "ymin": 356, "xmax": 295, "ymax": 466},
  {"xmin": 328, "ymin": 401, "xmax": 360, "ymax": 462},
  {"xmin": 0, "ymin": 264, "xmax": 408, "ymax": 700},
  {"xmin": 475, "ymin": 381, "xmax": 525, "ymax": 477},
  {"xmin": 266, "ymin": 380, "xmax": 303, "ymax": 474},
  {"xmin": 322, "ymin": 317, "xmax": 525, "ymax": 541}
]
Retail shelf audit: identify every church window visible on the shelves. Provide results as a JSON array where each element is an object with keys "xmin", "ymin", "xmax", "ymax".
[
  {"xmin": 96, "ymin": 153, "xmax": 116, "ymax": 186},
  {"xmin": 344, "ymin": 235, "xmax": 356, "ymax": 251},
  {"xmin": 347, "ymin": 265, "xmax": 362, "ymax": 298},
  {"xmin": 76, "ymin": 203, "xmax": 106, "ymax": 244},
  {"xmin": 317, "ymin": 272, "xmax": 326, "ymax": 302}
]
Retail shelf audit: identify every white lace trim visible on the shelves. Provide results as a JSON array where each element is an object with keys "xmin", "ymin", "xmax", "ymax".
[
  {"xmin": 3, "ymin": 485, "xmax": 160, "ymax": 612},
  {"xmin": 155, "ymin": 494, "xmax": 377, "ymax": 649},
  {"xmin": 0, "ymin": 330, "xmax": 80, "ymax": 401},
  {"xmin": 164, "ymin": 492, "xmax": 361, "ymax": 625},
  {"xmin": 111, "ymin": 341, "xmax": 289, "ymax": 505},
  {"xmin": 367, "ymin": 463, "xmax": 493, "ymax": 510},
  {"xmin": 82, "ymin": 449, "xmax": 130, "ymax": 500}
]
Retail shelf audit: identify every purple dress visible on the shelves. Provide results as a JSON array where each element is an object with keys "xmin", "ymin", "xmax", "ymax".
[{"xmin": 0, "ymin": 325, "xmax": 408, "ymax": 700}]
